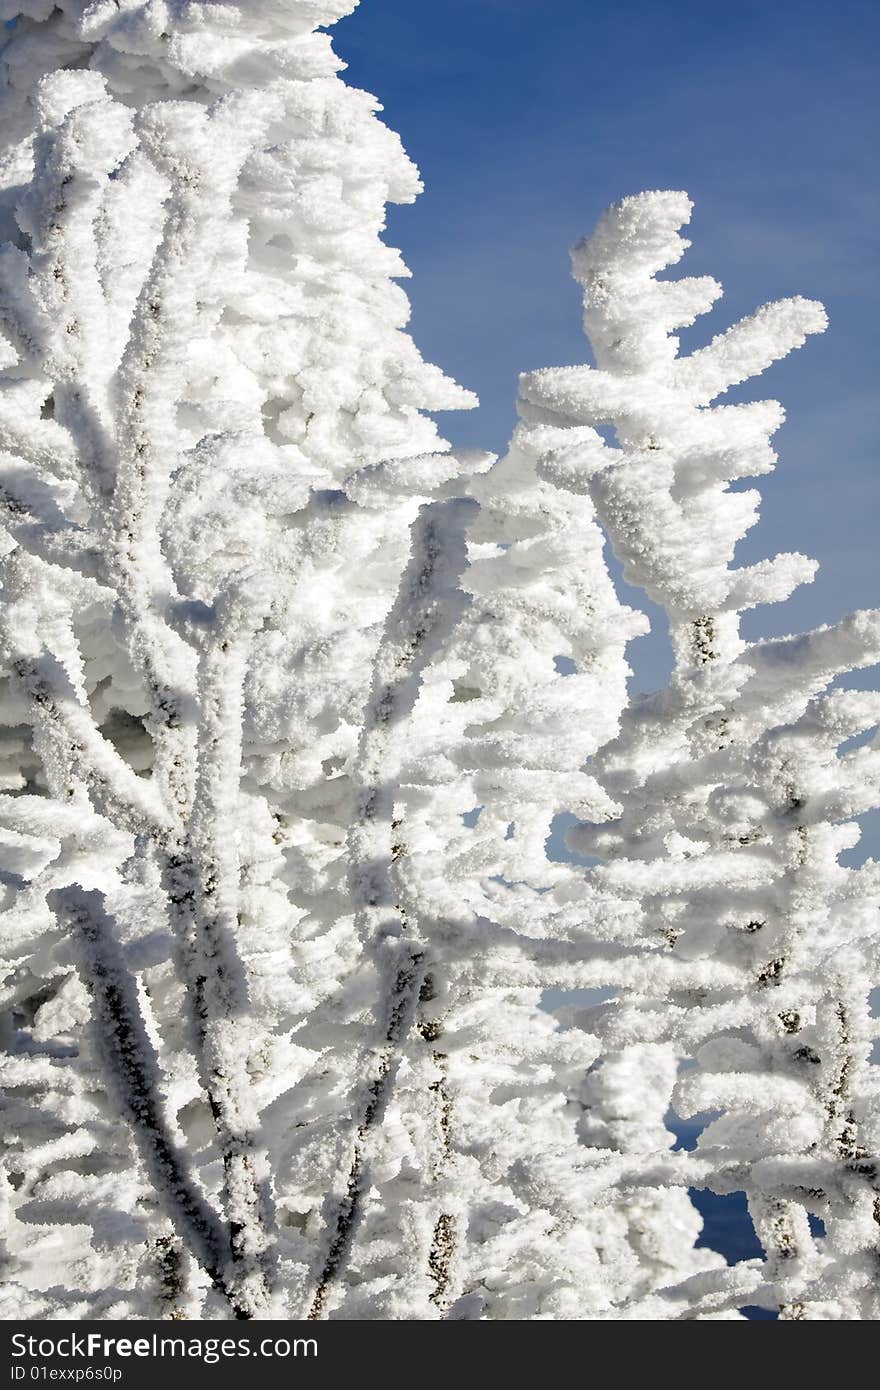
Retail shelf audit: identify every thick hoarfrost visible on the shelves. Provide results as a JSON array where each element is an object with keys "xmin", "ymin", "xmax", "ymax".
[{"xmin": 0, "ymin": 4, "xmax": 877, "ymax": 1323}]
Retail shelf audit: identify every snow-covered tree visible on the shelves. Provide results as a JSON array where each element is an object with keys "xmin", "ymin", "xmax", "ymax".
[
  {"xmin": 0, "ymin": 0, "xmax": 489, "ymax": 1320},
  {"xmin": 525, "ymin": 190, "xmax": 880, "ymax": 1319}
]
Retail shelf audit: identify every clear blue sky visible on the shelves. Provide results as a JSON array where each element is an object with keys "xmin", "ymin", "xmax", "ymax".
[{"xmin": 336, "ymin": 0, "xmax": 878, "ymax": 694}]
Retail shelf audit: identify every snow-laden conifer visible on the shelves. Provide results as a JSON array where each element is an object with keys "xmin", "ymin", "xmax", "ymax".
[{"xmin": 528, "ymin": 191, "xmax": 880, "ymax": 1319}]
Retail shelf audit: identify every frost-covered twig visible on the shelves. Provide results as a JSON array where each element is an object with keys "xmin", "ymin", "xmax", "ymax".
[
  {"xmin": 309, "ymin": 497, "xmax": 475, "ymax": 1319},
  {"xmin": 47, "ymin": 885, "xmax": 235, "ymax": 1307}
]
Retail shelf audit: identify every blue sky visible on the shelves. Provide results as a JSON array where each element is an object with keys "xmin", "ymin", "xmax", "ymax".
[{"xmin": 336, "ymin": 0, "xmax": 878, "ymax": 696}]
